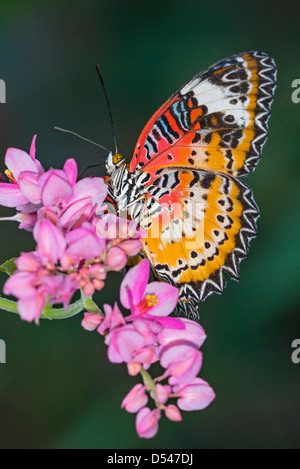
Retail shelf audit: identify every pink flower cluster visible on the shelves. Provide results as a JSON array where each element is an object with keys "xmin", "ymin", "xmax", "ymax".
[
  {"xmin": 0, "ymin": 138, "xmax": 143, "ymax": 321},
  {"xmin": 0, "ymin": 137, "xmax": 216, "ymax": 440},
  {"xmin": 82, "ymin": 260, "xmax": 215, "ymax": 439}
]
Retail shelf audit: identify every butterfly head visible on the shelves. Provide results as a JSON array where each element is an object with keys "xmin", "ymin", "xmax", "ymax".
[{"xmin": 106, "ymin": 151, "xmax": 126, "ymax": 174}]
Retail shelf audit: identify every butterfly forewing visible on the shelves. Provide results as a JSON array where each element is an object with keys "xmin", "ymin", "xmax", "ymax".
[{"xmin": 130, "ymin": 51, "xmax": 276, "ymax": 179}]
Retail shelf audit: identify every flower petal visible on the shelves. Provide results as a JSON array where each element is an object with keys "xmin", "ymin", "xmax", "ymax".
[
  {"xmin": 119, "ymin": 239, "xmax": 142, "ymax": 256},
  {"xmin": 40, "ymin": 170, "xmax": 73, "ymax": 205},
  {"xmin": 120, "ymin": 259, "xmax": 149, "ymax": 310},
  {"xmin": 174, "ymin": 378, "xmax": 216, "ymax": 411},
  {"xmin": 144, "ymin": 282, "xmax": 179, "ymax": 316},
  {"xmin": 29, "ymin": 135, "xmax": 37, "ymax": 161},
  {"xmin": 82, "ymin": 313, "xmax": 103, "ymax": 331},
  {"xmin": 160, "ymin": 343, "xmax": 203, "ymax": 385},
  {"xmin": 152, "ymin": 316, "xmax": 185, "ymax": 330},
  {"xmin": 136, "ymin": 408, "xmax": 160, "ymax": 439},
  {"xmin": 63, "ymin": 158, "xmax": 78, "ymax": 186},
  {"xmin": 4, "ymin": 272, "xmax": 36, "ymax": 299},
  {"xmin": 29, "ymin": 136, "xmax": 44, "ymax": 174},
  {"xmin": 157, "ymin": 318, "xmax": 206, "ymax": 348},
  {"xmin": 106, "ymin": 246, "xmax": 127, "ymax": 271},
  {"xmin": 60, "ymin": 198, "xmax": 93, "ymax": 229},
  {"xmin": 72, "ymin": 177, "xmax": 108, "ymax": 206},
  {"xmin": 66, "ymin": 223, "xmax": 105, "ymax": 259},
  {"xmin": 18, "ymin": 294, "xmax": 46, "ymax": 322},
  {"xmin": 122, "ymin": 384, "xmax": 148, "ymax": 414},
  {"xmin": 164, "ymin": 405, "xmax": 182, "ymax": 422},
  {"xmin": 0, "ymin": 183, "xmax": 29, "ymax": 207},
  {"xmin": 18, "ymin": 171, "xmax": 42, "ymax": 204},
  {"xmin": 15, "ymin": 252, "xmax": 41, "ymax": 271},
  {"xmin": 5, "ymin": 148, "xmax": 39, "ymax": 181},
  {"xmin": 37, "ymin": 219, "xmax": 66, "ymax": 264}
]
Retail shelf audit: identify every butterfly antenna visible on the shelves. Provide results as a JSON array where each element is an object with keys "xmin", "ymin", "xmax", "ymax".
[
  {"xmin": 95, "ymin": 64, "xmax": 118, "ymax": 154},
  {"xmin": 54, "ymin": 126, "xmax": 110, "ymax": 154}
]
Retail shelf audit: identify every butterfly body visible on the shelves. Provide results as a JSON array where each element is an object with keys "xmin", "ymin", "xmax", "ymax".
[{"xmin": 107, "ymin": 51, "xmax": 277, "ymax": 317}]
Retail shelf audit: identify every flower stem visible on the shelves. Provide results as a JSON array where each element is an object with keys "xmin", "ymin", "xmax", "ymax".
[
  {"xmin": 0, "ymin": 297, "xmax": 19, "ymax": 314},
  {"xmin": 0, "ymin": 296, "xmax": 85, "ymax": 320},
  {"xmin": 80, "ymin": 291, "xmax": 104, "ymax": 316},
  {"xmin": 41, "ymin": 300, "xmax": 84, "ymax": 320},
  {"xmin": 140, "ymin": 367, "xmax": 159, "ymax": 406}
]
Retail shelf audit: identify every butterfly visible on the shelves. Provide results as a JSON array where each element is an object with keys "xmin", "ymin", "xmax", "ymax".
[{"xmin": 105, "ymin": 51, "xmax": 277, "ymax": 318}]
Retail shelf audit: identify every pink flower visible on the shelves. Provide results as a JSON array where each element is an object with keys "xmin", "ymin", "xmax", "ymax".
[
  {"xmin": 3, "ymin": 255, "xmax": 46, "ymax": 322},
  {"xmin": 131, "ymin": 318, "xmax": 162, "ymax": 346},
  {"xmin": 105, "ymin": 246, "xmax": 127, "ymax": 271},
  {"xmin": 153, "ymin": 384, "xmax": 171, "ymax": 405},
  {"xmin": 120, "ymin": 260, "xmax": 182, "ymax": 329},
  {"xmin": 4, "ymin": 250, "xmax": 77, "ymax": 322},
  {"xmin": 18, "ymin": 295, "xmax": 47, "ymax": 322},
  {"xmin": 35, "ymin": 219, "xmax": 66, "ymax": 265},
  {"xmin": 173, "ymin": 378, "xmax": 216, "ymax": 411},
  {"xmin": 0, "ymin": 138, "xmax": 108, "ymax": 234},
  {"xmin": 60, "ymin": 177, "xmax": 108, "ymax": 230},
  {"xmin": 39, "ymin": 169, "xmax": 73, "ymax": 206},
  {"xmin": 160, "ymin": 343, "xmax": 203, "ymax": 385},
  {"xmin": 0, "ymin": 137, "xmax": 217, "ymax": 440},
  {"xmin": 97, "ymin": 303, "xmax": 125, "ymax": 335},
  {"xmin": 63, "ymin": 158, "xmax": 78, "ymax": 186},
  {"xmin": 164, "ymin": 405, "xmax": 182, "ymax": 422},
  {"xmin": 66, "ymin": 222, "xmax": 106, "ymax": 260},
  {"xmin": 71, "ymin": 264, "xmax": 107, "ymax": 297},
  {"xmin": 0, "ymin": 137, "xmax": 44, "ymax": 207},
  {"xmin": 122, "ymin": 384, "xmax": 148, "ymax": 413},
  {"xmin": 82, "ymin": 313, "xmax": 104, "ymax": 331},
  {"xmin": 136, "ymin": 407, "xmax": 161, "ymax": 439},
  {"xmin": 105, "ymin": 324, "xmax": 146, "ymax": 364},
  {"xmin": 157, "ymin": 318, "xmax": 207, "ymax": 349},
  {"xmin": 72, "ymin": 177, "xmax": 107, "ymax": 206},
  {"xmin": 130, "ymin": 344, "xmax": 157, "ymax": 370},
  {"xmin": 119, "ymin": 239, "xmax": 143, "ymax": 257},
  {"xmin": 127, "ymin": 362, "xmax": 142, "ymax": 376},
  {"xmin": 18, "ymin": 171, "xmax": 42, "ymax": 204},
  {"xmin": 40, "ymin": 274, "xmax": 77, "ymax": 310}
]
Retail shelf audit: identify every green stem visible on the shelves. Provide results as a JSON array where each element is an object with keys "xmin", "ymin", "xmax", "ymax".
[
  {"xmin": 81, "ymin": 291, "xmax": 104, "ymax": 316},
  {"xmin": 41, "ymin": 300, "xmax": 84, "ymax": 320},
  {"xmin": 0, "ymin": 297, "xmax": 19, "ymax": 314},
  {"xmin": 0, "ymin": 296, "xmax": 85, "ymax": 320},
  {"xmin": 140, "ymin": 367, "xmax": 159, "ymax": 405}
]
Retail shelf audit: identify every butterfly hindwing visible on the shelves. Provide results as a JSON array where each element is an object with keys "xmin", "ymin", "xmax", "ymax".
[
  {"xmin": 131, "ymin": 169, "xmax": 258, "ymax": 317},
  {"xmin": 130, "ymin": 51, "xmax": 276, "ymax": 180}
]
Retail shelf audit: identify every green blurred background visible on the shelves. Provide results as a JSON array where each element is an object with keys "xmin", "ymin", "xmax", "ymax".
[{"xmin": 0, "ymin": 0, "xmax": 300, "ymax": 449}]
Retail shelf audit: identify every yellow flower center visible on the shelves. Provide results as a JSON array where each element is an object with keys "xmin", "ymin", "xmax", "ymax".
[
  {"xmin": 5, "ymin": 169, "xmax": 17, "ymax": 184},
  {"xmin": 137, "ymin": 294, "xmax": 160, "ymax": 315},
  {"xmin": 145, "ymin": 294, "xmax": 159, "ymax": 308}
]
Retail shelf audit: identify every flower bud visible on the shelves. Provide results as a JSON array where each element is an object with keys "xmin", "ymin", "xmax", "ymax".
[
  {"xmin": 164, "ymin": 405, "xmax": 182, "ymax": 422},
  {"xmin": 81, "ymin": 313, "xmax": 103, "ymax": 331},
  {"xmin": 122, "ymin": 384, "xmax": 148, "ymax": 413},
  {"xmin": 136, "ymin": 408, "xmax": 161, "ymax": 439}
]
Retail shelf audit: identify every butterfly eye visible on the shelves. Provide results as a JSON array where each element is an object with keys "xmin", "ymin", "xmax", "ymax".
[{"xmin": 112, "ymin": 153, "xmax": 125, "ymax": 166}]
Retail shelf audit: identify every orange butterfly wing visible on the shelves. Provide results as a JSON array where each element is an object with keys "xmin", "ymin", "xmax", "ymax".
[
  {"xmin": 128, "ymin": 51, "xmax": 276, "ymax": 316},
  {"xmin": 130, "ymin": 52, "xmax": 276, "ymax": 179}
]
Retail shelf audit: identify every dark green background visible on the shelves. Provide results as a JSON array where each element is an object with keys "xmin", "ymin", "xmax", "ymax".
[{"xmin": 0, "ymin": 0, "xmax": 300, "ymax": 449}]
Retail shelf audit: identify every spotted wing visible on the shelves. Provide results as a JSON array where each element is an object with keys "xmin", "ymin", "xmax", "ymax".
[
  {"xmin": 131, "ymin": 169, "xmax": 258, "ymax": 318},
  {"xmin": 130, "ymin": 51, "xmax": 276, "ymax": 180}
]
